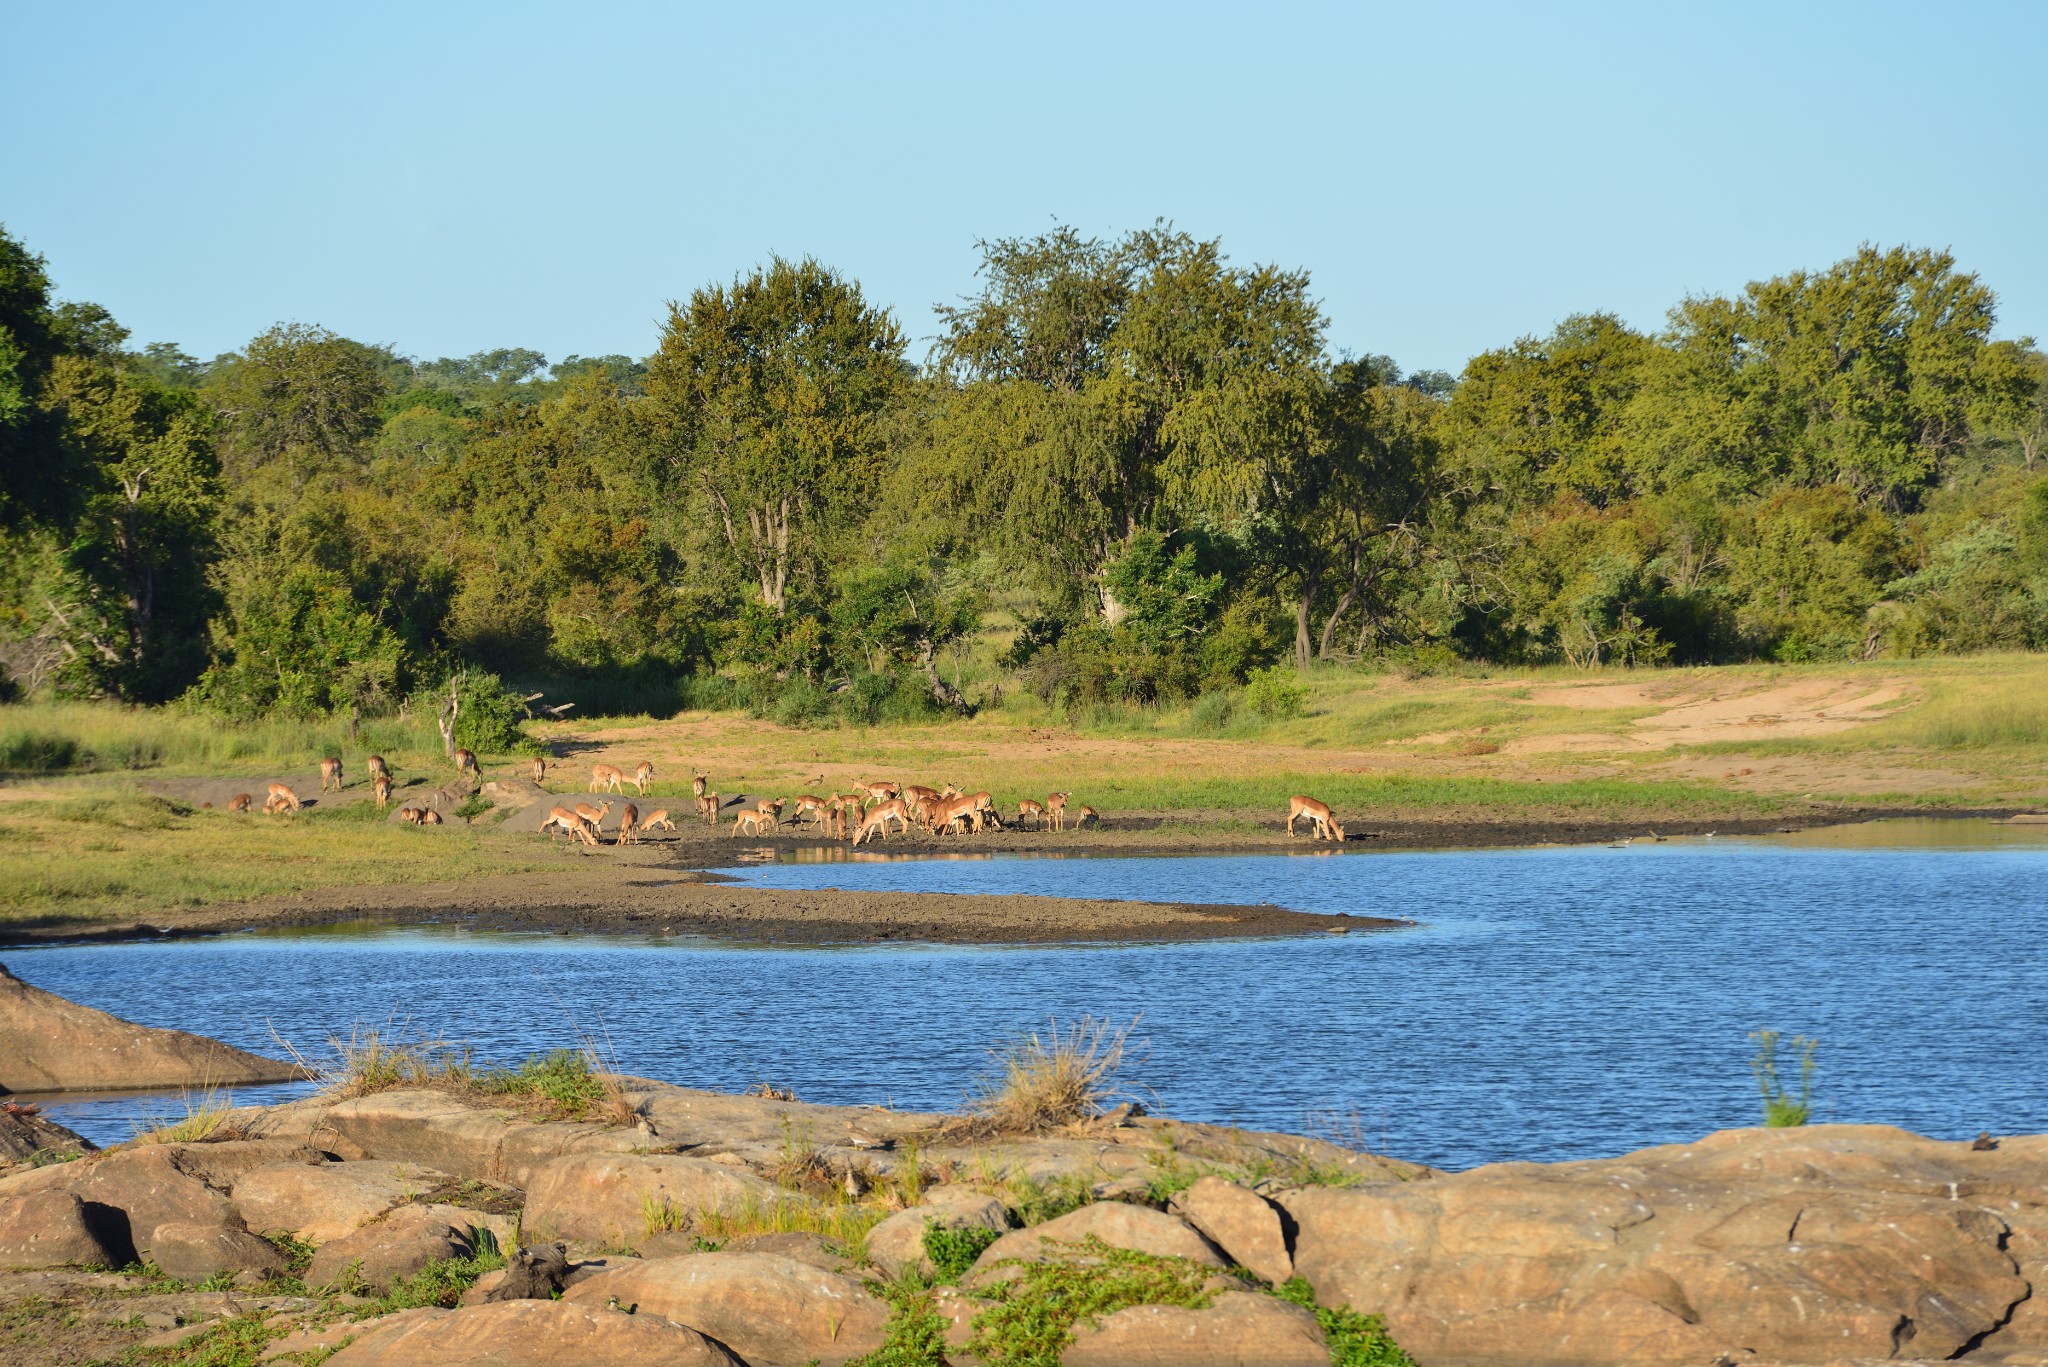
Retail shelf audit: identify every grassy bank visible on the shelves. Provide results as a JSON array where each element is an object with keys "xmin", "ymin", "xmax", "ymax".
[{"xmin": 0, "ymin": 786, "xmax": 553, "ymax": 931}]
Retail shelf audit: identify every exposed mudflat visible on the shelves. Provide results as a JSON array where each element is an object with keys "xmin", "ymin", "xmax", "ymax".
[{"xmin": 6, "ymin": 861, "xmax": 1389, "ymax": 947}]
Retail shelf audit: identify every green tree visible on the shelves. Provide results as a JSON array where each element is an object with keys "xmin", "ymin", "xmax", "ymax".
[
  {"xmin": 646, "ymin": 257, "xmax": 909, "ymax": 613},
  {"xmin": 206, "ymin": 323, "xmax": 387, "ymax": 488}
]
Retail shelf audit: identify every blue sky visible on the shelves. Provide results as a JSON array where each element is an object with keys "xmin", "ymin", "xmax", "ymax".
[{"xmin": 6, "ymin": 2, "xmax": 2043, "ymax": 374}]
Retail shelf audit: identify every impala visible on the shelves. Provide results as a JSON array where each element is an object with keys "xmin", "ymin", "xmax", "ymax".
[
  {"xmin": 1286, "ymin": 795, "xmax": 1345, "ymax": 842},
  {"xmin": 265, "ymin": 783, "xmax": 301, "ymax": 814},
  {"xmin": 1047, "ymin": 792, "xmax": 1069, "ymax": 832},
  {"xmin": 617, "ymin": 802, "xmax": 641, "ymax": 844},
  {"xmin": 633, "ymin": 762, "xmax": 655, "ymax": 796},
  {"xmin": 227, "ymin": 793, "xmax": 252, "ymax": 813},
  {"xmin": 454, "ymin": 748, "xmax": 479, "ymax": 779},
  {"xmin": 532, "ymin": 755, "xmax": 547, "ymax": 784},
  {"xmin": 367, "ymin": 754, "xmax": 389, "ymax": 784},
  {"xmin": 590, "ymin": 764, "xmax": 626, "ymax": 794},
  {"xmin": 851, "ymin": 799, "xmax": 911, "ymax": 846},
  {"xmin": 642, "ymin": 808, "xmax": 676, "ymax": 832},
  {"xmin": 1016, "ymin": 798, "xmax": 1045, "ymax": 829},
  {"xmin": 320, "ymin": 757, "xmax": 344, "ymax": 792},
  {"xmin": 373, "ymin": 775, "xmax": 392, "ymax": 807}
]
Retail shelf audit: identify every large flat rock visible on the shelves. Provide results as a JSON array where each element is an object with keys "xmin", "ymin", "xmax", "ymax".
[
  {"xmin": 563, "ymin": 1251, "xmax": 892, "ymax": 1366},
  {"xmin": 1283, "ymin": 1124, "xmax": 2048, "ymax": 1367},
  {"xmin": 0, "ymin": 961, "xmax": 305, "ymax": 1093}
]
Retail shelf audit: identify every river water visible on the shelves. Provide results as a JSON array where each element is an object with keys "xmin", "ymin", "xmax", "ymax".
[{"xmin": 13, "ymin": 820, "xmax": 2047, "ymax": 1171}]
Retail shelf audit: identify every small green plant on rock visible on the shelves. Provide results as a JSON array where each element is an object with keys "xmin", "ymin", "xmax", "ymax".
[
  {"xmin": 1274, "ymin": 1277, "xmax": 1417, "ymax": 1367},
  {"xmin": 1750, "ymin": 1028, "xmax": 1816, "ymax": 1127},
  {"xmin": 964, "ymin": 1235, "xmax": 1216, "ymax": 1366},
  {"xmin": 922, "ymin": 1221, "xmax": 1003, "ymax": 1283}
]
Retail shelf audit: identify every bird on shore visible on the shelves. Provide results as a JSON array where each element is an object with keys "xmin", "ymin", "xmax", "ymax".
[
  {"xmin": 845, "ymin": 1122, "xmax": 892, "ymax": 1150},
  {"xmin": 1973, "ymin": 1131, "xmax": 1999, "ymax": 1151}
]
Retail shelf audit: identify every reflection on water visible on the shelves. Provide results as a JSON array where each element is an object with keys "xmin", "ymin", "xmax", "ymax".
[{"xmin": 12, "ymin": 819, "xmax": 2048, "ymax": 1170}]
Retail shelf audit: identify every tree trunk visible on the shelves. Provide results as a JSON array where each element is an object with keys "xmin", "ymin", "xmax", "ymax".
[
  {"xmin": 1292, "ymin": 566, "xmax": 1323, "ymax": 670},
  {"xmin": 437, "ymin": 677, "xmax": 460, "ymax": 758}
]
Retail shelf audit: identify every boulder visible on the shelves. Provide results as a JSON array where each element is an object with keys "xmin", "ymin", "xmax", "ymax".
[
  {"xmin": 970, "ymin": 1202, "xmax": 1226, "ymax": 1281},
  {"xmin": 0, "ymin": 1189, "xmax": 125, "ymax": 1268},
  {"xmin": 324, "ymin": 1299, "xmax": 745, "ymax": 1365},
  {"xmin": 522, "ymin": 1152, "xmax": 779, "ymax": 1247},
  {"xmin": 149, "ymin": 1139, "xmax": 330, "ymax": 1191},
  {"xmin": 1063, "ymin": 1290, "xmax": 1329, "ymax": 1366},
  {"xmin": 11, "ymin": 1145, "xmax": 235, "ymax": 1262},
  {"xmin": 563, "ymin": 1251, "xmax": 892, "ymax": 1366},
  {"xmin": 0, "ymin": 1104, "xmax": 96, "ymax": 1164},
  {"xmin": 724, "ymin": 1230, "xmax": 851, "ymax": 1271},
  {"xmin": 1171, "ymin": 1176, "xmax": 1292, "ymax": 1285},
  {"xmin": 233, "ymin": 1159, "xmax": 446, "ymax": 1242},
  {"xmin": 306, "ymin": 1206, "xmax": 475, "ymax": 1291},
  {"xmin": 148, "ymin": 1219, "xmax": 290, "ymax": 1282},
  {"xmin": 866, "ymin": 1192, "xmax": 1009, "ymax": 1279},
  {"xmin": 313, "ymin": 1091, "xmax": 642, "ymax": 1187},
  {"xmin": 1283, "ymin": 1124, "xmax": 2038, "ymax": 1367},
  {"xmin": 0, "ymin": 960, "xmax": 306, "ymax": 1092}
]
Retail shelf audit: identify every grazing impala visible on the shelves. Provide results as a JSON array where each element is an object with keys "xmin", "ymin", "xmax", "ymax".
[
  {"xmin": 969, "ymin": 792, "xmax": 1002, "ymax": 829},
  {"xmin": 1075, "ymin": 805, "xmax": 1100, "ymax": 828},
  {"xmin": 227, "ymin": 792, "xmax": 252, "ymax": 813},
  {"xmin": 1047, "ymin": 792, "xmax": 1069, "ymax": 832},
  {"xmin": 574, "ymin": 800, "xmax": 612, "ymax": 830},
  {"xmin": 320, "ymin": 757, "xmax": 344, "ymax": 792},
  {"xmin": 1286, "ymin": 795, "xmax": 1345, "ymax": 842},
  {"xmin": 1016, "ymin": 798, "xmax": 1045, "ymax": 829},
  {"xmin": 541, "ymin": 805, "xmax": 599, "ymax": 845},
  {"xmin": 454, "ymin": 748, "xmax": 479, "ymax": 779},
  {"xmin": 827, "ymin": 794, "xmax": 863, "ymax": 840},
  {"xmin": 642, "ymin": 808, "xmax": 676, "ymax": 833},
  {"xmin": 617, "ymin": 802, "xmax": 640, "ymax": 844},
  {"xmin": 851, "ymin": 799, "xmax": 911, "ymax": 847},
  {"xmin": 419, "ymin": 807, "xmax": 444, "ymax": 825},
  {"xmin": 373, "ymin": 775, "xmax": 392, "ymax": 807},
  {"xmin": 265, "ymin": 783, "xmax": 301, "ymax": 814},
  {"xmin": 531, "ymin": 755, "xmax": 547, "ymax": 784},
  {"xmin": 633, "ymin": 762, "xmax": 655, "ymax": 796},
  {"xmin": 590, "ymin": 764, "xmax": 626, "ymax": 794},
  {"xmin": 367, "ymin": 754, "xmax": 389, "ymax": 785}
]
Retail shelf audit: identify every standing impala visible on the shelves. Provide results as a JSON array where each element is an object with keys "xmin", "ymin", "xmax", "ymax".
[
  {"xmin": 531, "ymin": 755, "xmax": 547, "ymax": 784},
  {"xmin": 320, "ymin": 757, "xmax": 344, "ymax": 792},
  {"xmin": 634, "ymin": 762, "xmax": 655, "ymax": 796},
  {"xmin": 366, "ymin": 755, "xmax": 389, "ymax": 785},
  {"xmin": 1047, "ymin": 792, "xmax": 1069, "ymax": 831},
  {"xmin": 454, "ymin": 749, "xmax": 479, "ymax": 780},
  {"xmin": 590, "ymin": 763, "xmax": 626, "ymax": 793}
]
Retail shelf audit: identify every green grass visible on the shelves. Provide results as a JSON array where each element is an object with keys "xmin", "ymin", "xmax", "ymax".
[
  {"xmin": 0, "ymin": 784, "xmax": 555, "ymax": 928},
  {"xmin": 963, "ymin": 1236, "xmax": 1219, "ymax": 1367},
  {"xmin": 1274, "ymin": 1278, "xmax": 1417, "ymax": 1367},
  {"xmin": 0, "ymin": 701, "xmax": 452, "ymax": 778},
  {"xmin": 1072, "ymin": 771, "xmax": 1779, "ymax": 819}
]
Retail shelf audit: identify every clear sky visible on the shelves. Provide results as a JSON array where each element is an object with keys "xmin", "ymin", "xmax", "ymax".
[{"xmin": 7, "ymin": 2, "xmax": 2044, "ymax": 375}]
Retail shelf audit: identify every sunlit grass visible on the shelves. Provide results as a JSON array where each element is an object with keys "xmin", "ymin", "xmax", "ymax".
[
  {"xmin": 0, "ymin": 700, "xmax": 452, "ymax": 777},
  {"xmin": 0, "ymin": 783, "xmax": 556, "ymax": 926}
]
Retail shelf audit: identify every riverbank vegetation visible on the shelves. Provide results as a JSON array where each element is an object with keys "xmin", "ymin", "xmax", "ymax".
[{"xmin": 3, "ymin": 221, "xmax": 2044, "ymax": 738}]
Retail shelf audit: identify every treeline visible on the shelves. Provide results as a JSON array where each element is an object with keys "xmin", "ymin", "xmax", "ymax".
[{"xmin": 2, "ymin": 222, "xmax": 2045, "ymax": 726}]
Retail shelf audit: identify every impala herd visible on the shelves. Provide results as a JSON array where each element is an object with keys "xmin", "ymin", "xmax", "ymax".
[{"xmin": 222, "ymin": 751, "xmax": 1352, "ymax": 848}]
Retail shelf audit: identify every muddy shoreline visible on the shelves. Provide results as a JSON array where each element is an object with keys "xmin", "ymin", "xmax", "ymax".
[
  {"xmin": 1, "ymin": 803, "xmax": 2015, "ymax": 950},
  {"xmin": 0, "ymin": 865, "xmax": 1393, "ymax": 949}
]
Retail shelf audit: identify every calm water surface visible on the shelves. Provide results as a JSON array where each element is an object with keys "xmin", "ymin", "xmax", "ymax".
[{"xmin": 14, "ymin": 821, "xmax": 2047, "ymax": 1171}]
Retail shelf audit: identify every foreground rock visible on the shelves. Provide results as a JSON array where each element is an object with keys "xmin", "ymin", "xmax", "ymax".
[
  {"xmin": 1286, "ymin": 1124, "xmax": 2048, "ymax": 1366},
  {"xmin": 0, "ymin": 1103, "xmax": 95, "ymax": 1167},
  {"xmin": 0, "ymin": 961, "xmax": 306, "ymax": 1092},
  {"xmin": 325, "ymin": 1300, "xmax": 745, "ymax": 1365},
  {"xmin": 9, "ymin": 1075, "xmax": 2048, "ymax": 1367},
  {"xmin": 563, "ymin": 1252, "xmax": 892, "ymax": 1366},
  {"xmin": 1065, "ymin": 1290, "xmax": 1330, "ymax": 1366}
]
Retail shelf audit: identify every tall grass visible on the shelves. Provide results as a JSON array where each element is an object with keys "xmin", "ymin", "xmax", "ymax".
[
  {"xmin": 0, "ymin": 701, "xmax": 446, "ymax": 776},
  {"xmin": 950, "ymin": 1016, "xmax": 1144, "ymax": 1138}
]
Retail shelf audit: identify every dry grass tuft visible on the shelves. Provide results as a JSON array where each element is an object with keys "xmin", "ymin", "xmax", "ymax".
[
  {"xmin": 942, "ymin": 1015, "xmax": 1145, "ymax": 1139},
  {"xmin": 131, "ymin": 1084, "xmax": 244, "ymax": 1145},
  {"xmin": 694, "ymin": 1190, "xmax": 890, "ymax": 1260}
]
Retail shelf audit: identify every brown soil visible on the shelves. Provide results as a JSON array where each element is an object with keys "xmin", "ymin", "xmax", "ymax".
[{"xmin": 2, "ymin": 860, "xmax": 1396, "ymax": 948}]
